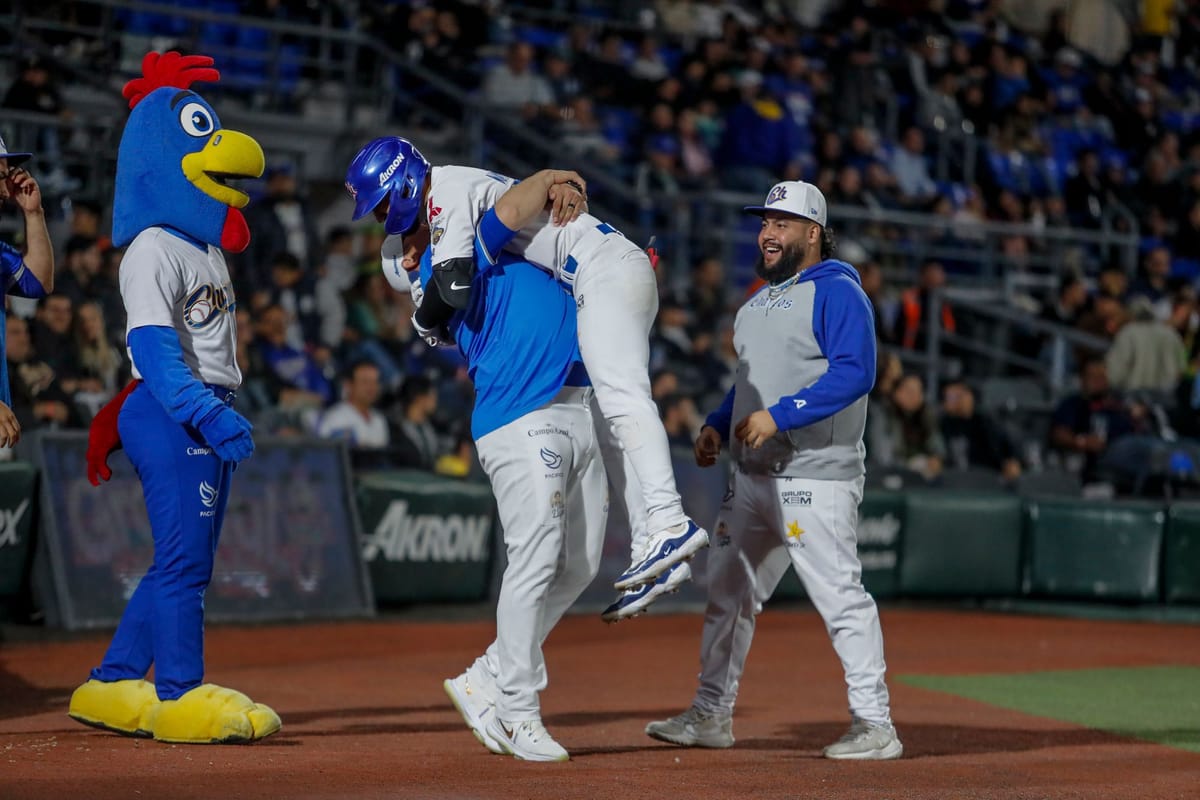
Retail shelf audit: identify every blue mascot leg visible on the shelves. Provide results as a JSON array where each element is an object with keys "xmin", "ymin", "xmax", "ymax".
[{"xmin": 95, "ymin": 384, "xmax": 226, "ymax": 701}]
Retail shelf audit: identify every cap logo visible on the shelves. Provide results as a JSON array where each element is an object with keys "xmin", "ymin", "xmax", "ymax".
[
  {"xmin": 766, "ymin": 185, "xmax": 788, "ymax": 204},
  {"xmin": 379, "ymin": 153, "xmax": 405, "ymax": 186},
  {"xmin": 810, "ymin": 207, "xmax": 819, "ymax": 216}
]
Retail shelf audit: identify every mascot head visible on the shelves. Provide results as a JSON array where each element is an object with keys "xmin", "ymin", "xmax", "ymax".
[{"xmin": 112, "ymin": 52, "xmax": 265, "ymax": 252}]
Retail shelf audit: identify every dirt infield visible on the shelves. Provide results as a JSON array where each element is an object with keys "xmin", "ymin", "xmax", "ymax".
[{"xmin": 2, "ymin": 608, "xmax": 1198, "ymax": 800}]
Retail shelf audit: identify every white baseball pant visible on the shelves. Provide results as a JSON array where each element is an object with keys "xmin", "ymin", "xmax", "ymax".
[
  {"xmin": 693, "ymin": 470, "xmax": 893, "ymax": 726},
  {"xmin": 572, "ymin": 234, "xmax": 686, "ymax": 539},
  {"xmin": 472, "ymin": 386, "xmax": 608, "ymax": 721}
]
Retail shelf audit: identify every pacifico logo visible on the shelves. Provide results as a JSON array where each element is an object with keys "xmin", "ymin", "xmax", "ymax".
[{"xmin": 378, "ymin": 153, "xmax": 405, "ymax": 186}]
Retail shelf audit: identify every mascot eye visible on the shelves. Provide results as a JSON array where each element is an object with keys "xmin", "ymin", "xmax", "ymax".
[{"xmin": 179, "ymin": 102, "xmax": 215, "ymax": 138}]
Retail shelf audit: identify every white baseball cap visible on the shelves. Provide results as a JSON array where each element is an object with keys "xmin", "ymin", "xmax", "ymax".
[
  {"xmin": 0, "ymin": 135, "xmax": 33, "ymax": 167},
  {"xmin": 743, "ymin": 181, "xmax": 827, "ymax": 227}
]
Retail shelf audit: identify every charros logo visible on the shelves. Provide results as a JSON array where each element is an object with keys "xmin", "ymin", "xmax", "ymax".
[
  {"xmin": 378, "ymin": 152, "xmax": 405, "ymax": 186},
  {"xmin": 767, "ymin": 185, "xmax": 788, "ymax": 204},
  {"xmin": 183, "ymin": 283, "xmax": 234, "ymax": 329},
  {"xmin": 362, "ymin": 500, "xmax": 490, "ymax": 562}
]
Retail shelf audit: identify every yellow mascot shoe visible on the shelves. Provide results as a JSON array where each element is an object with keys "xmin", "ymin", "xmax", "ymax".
[
  {"xmin": 148, "ymin": 684, "xmax": 282, "ymax": 744},
  {"xmin": 68, "ymin": 679, "xmax": 159, "ymax": 737}
]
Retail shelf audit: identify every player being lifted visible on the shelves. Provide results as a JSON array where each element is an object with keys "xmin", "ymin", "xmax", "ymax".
[{"xmin": 344, "ymin": 137, "xmax": 709, "ymax": 620}]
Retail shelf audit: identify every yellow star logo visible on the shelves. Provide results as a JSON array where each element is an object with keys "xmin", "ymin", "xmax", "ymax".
[{"xmin": 786, "ymin": 521, "xmax": 804, "ymax": 540}]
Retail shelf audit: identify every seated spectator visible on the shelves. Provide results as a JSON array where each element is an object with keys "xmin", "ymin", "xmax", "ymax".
[
  {"xmin": 63, "ymin": 300, "xmax": 126, "ymax": 413},
  {"xmin": 1050, "ymin": 357, "xmax": 1147, "ymax": 484},
  {"xmin": 889, "ymin": 126, "xmax": 938, "ymax": 206},
  {"xmin": 630, "ymin": 36, "xmax": 669, "ymax": 83},
  {"xmin": 650, "ymin": 368, "xmax": 679, "ymax": 402},
  {"xmin": 634, "ymin": 134, "xmax": 682, "ymax": 197},
  {"xmin": 940, "ymin": 380, "xmax": 1022, "ymax": 481},
  {"xmin": 828, "ymin": 165, "xmax": 868, "ymax": 207},
  {"xmin": 1063, "ymin": 150, "xmax": 1105, "ymax": 228},
  {"xmin": 895, "ymin": 259, "xmax": 956, "ymax": 352},
  {"xmin": 677, "ymin": 109, "xmax": 714, "ymax": 188},
  {"xmin": 687, "ymin": 257, "xmax": 726, "ymax": 335},
  {"xmin": 482, "ymin": 42, "xmax": 556, "ymax": 124},
  {"xmin": 1041, "ymin": 274, "xmax": 1088, "ymax": 328},
  {"xmin": 717, "ymin": 70, "xmax": 803, "ymax": 192},
  {"xmin": 649, "ymin": 291, "xmax": 694, "ymax": 369},
  {"xmin": 1105, "ymin": 296, "xmax": 1185, "ymax": 395},
  {"xmin": 31, "ymin": 292, "xmax": 73, "ymax": 373},
  {"xmin": 254, "ymin": 303, "xmax": 332, "ymax": 411},
  {"xmin": 241, "ymin": 164, "xmax": 320, "ymax": 292},
  {"xmin": 1129, "ymin": 245, "xmax": 1173, "ymax": 319},
  {"xmin": 558, "ymin": 98, "xmax": 622, "ymax": 165},
  {"xmin": 855, "ymin": 260, "xmax": 893, "ymax": 344},
  {"xmin": 390, "ymin": 374, "xmax": 442, "ymax": 470},
  {"xmin": 318, "ymin": 361, "xmax": 390, "ymax": 468},
  {"xmin": 867, "ymin": 372, "xmax": 945, "ymax": 480},
  {"xmin": 658, "ymin": 392, "xmax": 700, "ymax": 450},
  {"xmin": 5, "ymin": 315, "xmax": 76, "ymax": 431},
  {"xmin": 55, "ymin": 234, "xmax": 102, "ymax": 307}
]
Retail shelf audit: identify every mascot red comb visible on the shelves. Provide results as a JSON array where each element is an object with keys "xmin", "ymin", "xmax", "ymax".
[{"xmin": 69, "ymin": 52, "xmax": 279, "ymax": 744}]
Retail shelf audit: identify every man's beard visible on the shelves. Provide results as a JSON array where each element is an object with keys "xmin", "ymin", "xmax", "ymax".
[{"xmin": 754, "ymin": 242, "xmax": 805, "ymax": 284}]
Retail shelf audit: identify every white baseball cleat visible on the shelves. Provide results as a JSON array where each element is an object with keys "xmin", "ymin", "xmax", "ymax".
[
  {"xmin": 443, "ymin": 673, "xmax": 504, "ymax": 754},
  {"xmin": 601, "ymin": 561, "xmax": 692, "ymax": 623},
  {"xmin": 645, "ymin": 705, "xmax": 734, "ymax": 748},
  {"xmin": 485, "ymin": 715, "xmax": 569, "ymax": 762},
  {"xmin": 614, "ymin": 519, "xmax": 709, "ymax": 590},
  {"xmin": 822, "ymin": 718, "xmax": 904, "ymax": 760}
]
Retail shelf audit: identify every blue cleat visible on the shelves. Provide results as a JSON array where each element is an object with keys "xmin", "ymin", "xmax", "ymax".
[
  {"xmin": 613, "ymin": 519, "xmax": 709, "ymax": 590},
  {"xmin": 602, "ymin": 562, "xmax": 692, "ymax": 623}
]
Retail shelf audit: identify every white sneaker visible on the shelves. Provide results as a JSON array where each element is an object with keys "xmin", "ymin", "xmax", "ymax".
[
  {"xmin": 443, "ymin": 673, "xmax": 503, "ymax": 754},
  {"xmin": 486, "ymin": 715, "xmax": 569, "ymax": 762},
  {"xmin": 822, "ymin": 718, "xmax": 903, "ymax": 760},
  {"xmin": 614, "ymin": 519, "xmax": 709, "ymax": 590},
  {"xmin": 601, "ymin": 561, "xmax": 692, "ymax": 622},
  {"xmin": 645, "ymin": 706, "xmax": 734, "ymax": 748}
]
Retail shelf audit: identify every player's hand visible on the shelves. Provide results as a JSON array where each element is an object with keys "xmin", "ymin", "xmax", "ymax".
[
  {"xmin": 0, "ymin": 402, "xmax": 20, "ymax": 450},
  {"xmin": 197, "ymin": 406, "xmax": 255, "ymax": 463},
  {"xmin": 694, "ymin": 425, "xmax": 722, "ymax": 467},
  {"xmin": 734, "ymin": 410, "xmax": 779, "ymax": 449},
  {"xmin": 4, "ymin": 168, "xmax": 44, "ymax": 215},
  {"xmin": 547, "ymin": 182, "xmax": 587, "ymax": 226},
  {"xmin": 412, "ymin": 313, "xmax": 442, "ymax": 347}
]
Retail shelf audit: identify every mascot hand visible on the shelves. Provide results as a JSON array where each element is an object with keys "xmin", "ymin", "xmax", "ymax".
[
  {"xmin": 87, "ymin": 381, "xmax": 139, "ymax": 486},
  {"xmin": 197, "ymin": 406, "xmax": 255, "ymax": 463}
]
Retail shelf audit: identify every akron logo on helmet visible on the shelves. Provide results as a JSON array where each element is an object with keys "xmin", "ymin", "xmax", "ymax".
[{"xmin": 184, "ymin": 283, "xmax": 233, "ymax": 329}]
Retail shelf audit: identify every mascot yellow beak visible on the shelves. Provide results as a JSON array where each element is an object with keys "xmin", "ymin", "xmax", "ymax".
[{"xmin": 181, "ymin": 129, "xmax": 265, "ymax": 209}]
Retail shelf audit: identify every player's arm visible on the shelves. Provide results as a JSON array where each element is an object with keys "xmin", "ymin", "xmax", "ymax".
[
  {"xmin": 767, "ymin": 276, "xmax": 877, "ymax": 431},
  {"xmin": 493, "ymin": 169, "xmax": 588, "ymax": 231},
  {"xmin": 704, "ymin": 386, "xmax": 737, "ymax": 443},
  {"xmin": 5, "ymin": 168, "xmax": 53, "ymax": 293}
]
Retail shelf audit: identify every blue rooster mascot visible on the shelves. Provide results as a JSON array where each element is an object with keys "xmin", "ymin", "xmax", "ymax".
[{"xmin": 68, "ymin": 52, "xmax": 279, "ymax": 744}]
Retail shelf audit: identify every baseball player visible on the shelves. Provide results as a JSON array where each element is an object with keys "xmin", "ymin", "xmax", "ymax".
[
  {"xmin": 344, "ymin": 137, "xmax": 707, "ymax": 621},
  {"xmin": 394, "ymin": 185, "xmax": 607, "ymax": 761},
  {"xmin": 645, "ymin": 181, "xmax": 902, "ymax": 760},
  {"xmin": 0, "ymin": 137, "xmax": 54, "ymax": 449}
]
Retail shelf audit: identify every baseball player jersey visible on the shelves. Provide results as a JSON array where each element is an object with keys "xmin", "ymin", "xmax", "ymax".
[
  {"xmin": 120, "ymin": 227, "xmax": 241, "ymax": 389},
  {"xmin": 417, "ymin": 209, "xmax": 587, "ymax": 440},
  {"xmin": 706, "ymin": 259, "xmax": 876, "ymax": 480},
  {"xmin": 427, "ymin": 165, "xmax": 614, "ymax": 289},
  {"xmin": 1, "ymin": 239, "xmax": 48, "ymax": 407}
]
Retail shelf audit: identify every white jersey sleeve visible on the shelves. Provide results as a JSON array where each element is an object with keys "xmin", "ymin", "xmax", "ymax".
[
  {"xmin": 427, "ymin": 165, "xmax": 516, "ymax": 267},
  {"xmin": 119, "ymin": 227, "xmax": 242, "ymax": 389}
]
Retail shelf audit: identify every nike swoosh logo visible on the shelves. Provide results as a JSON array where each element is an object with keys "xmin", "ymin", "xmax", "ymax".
[
  {"xmin": 502, "ymin": 723, "xmax": 515, "ymax": 739},
  {"xmin": 450, "ymin": 281, "xmax": 470, "ymax": 291}
]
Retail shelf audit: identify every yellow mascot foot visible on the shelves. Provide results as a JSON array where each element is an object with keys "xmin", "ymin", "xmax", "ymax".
[
  {"xmin": 147, "ymin": 684, "xmax": 281, "ymax": 744},
  {"xmin": 68, "ymin": 679, "xmax": 159, "ymax": 738}
]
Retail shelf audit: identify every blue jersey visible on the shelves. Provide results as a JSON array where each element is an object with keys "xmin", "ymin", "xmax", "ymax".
[
  {"xmin": 1, "ymin": 240, "xmax": 47, "ymax": 407},
  {"xmin": 418, "ymin": 210, "xmax": 587, "ymax": 440}
]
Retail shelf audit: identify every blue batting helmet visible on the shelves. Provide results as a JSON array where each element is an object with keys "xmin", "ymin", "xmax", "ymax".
[{"xmin": 345, "ymin": 136, "xmax": 431, "ymax": 236}]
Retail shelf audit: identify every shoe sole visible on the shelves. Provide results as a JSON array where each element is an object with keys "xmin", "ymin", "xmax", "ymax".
[
  {"xmin": 485, "ymin": 720, "xmax": 570, "ymax": 762},
  {"xmin": 614, "ymin": 528, "xmax": 710, "ymax": 590},
  {"xmin": 823, "ymin": 740, "xmax": 904, "ymax": 760},
  {"xmin": 645, "ymin": 724, "xmax": 734, "ymax": 749},
  {"xmin": 602, "ymin": 564, "xmax": 692, "ymax": 623},
  {"xmin": 443, "ymin": 679, "xmax": 504, "ymax": 755},
  {"xmin": 68, "ymin": 712, "xmax": 153, "ymax": 739}
]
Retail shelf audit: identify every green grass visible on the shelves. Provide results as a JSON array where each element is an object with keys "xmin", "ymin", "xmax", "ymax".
[{"xmin": 899, "ymin": 666, "xmax": 1200, "ymax": 753}]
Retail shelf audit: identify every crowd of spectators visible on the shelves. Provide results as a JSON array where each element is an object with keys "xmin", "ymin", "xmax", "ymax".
[{"xmin": 4, "ymin": 0, "xmax": 1200, "ymax": 495}]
